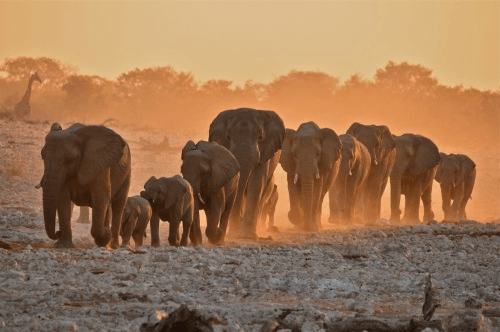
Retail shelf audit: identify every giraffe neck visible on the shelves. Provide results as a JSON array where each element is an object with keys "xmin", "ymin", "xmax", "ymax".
[{"xmin": 21, "ymin": 76, "xmax": 35, "ymax": 102}]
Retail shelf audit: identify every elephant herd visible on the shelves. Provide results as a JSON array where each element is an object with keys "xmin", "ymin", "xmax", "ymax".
[{"xmin": 37, "ymin": 108, "xmax": 476, "ymax": 249}]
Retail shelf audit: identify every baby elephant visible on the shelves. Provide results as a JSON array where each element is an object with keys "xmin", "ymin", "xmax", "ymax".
[
  {"xmin": 435, "ymin": 153, "xmax": 476, "ymax": 221},
  {"xmin": 120, "ymin": 196, "xmax": 152, "ymax": 247},
  {"xmin": 140, "ymin": 175, "xmax": 195, "ymax": 247},
  {"xmin": 181, "ymin": 140, "xmax": 240, "ymax": 245}
]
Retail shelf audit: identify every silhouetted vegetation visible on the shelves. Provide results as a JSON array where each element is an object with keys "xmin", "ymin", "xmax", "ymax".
[{"xmin": 1, "ymin": 57, "xmax": 498, "ymax": 150}]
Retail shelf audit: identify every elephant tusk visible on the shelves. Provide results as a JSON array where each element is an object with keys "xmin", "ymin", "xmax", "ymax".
[
  {"xmin": 349, "ymin": 170, "xmax": 353, "ymax": 176},
  {"xmin": 197, "ymin": 193, "xmax": 205, "ymax": 205},
  {"xmin": 374, "ymin": 160, "xmax": 378, "ymax": 166},
  {"xmin": 315, "ymin": 172, "xmax": 320, "ymax": 180},
  {"xmin": 294, "ymin": 174, "xmax": 299, "ymax": 185},
  {"xmin": 35, "ymin": 183, "xmax": 42, "ymax": 189}
]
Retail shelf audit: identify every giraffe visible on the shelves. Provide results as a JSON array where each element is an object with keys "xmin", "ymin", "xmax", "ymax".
[{"xmin": 12, "ymin": 72, "xmax": 42, "ymax": 120}]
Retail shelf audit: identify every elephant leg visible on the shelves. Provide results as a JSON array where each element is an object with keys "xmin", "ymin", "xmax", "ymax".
[
  {"xmin": 108, "ymin": 179, "xmax": 129, "ymax": 250},
  {"xmin": 312, "ymin": 177, "xmax": 325, "ymax": 231},
  {"xmin": 344, "ymin": 178, "xmax": 358, "ymax": 225},
  {"xmin": 421, "ymin": 182, "xmax": 434, "ymax": 222},
  {"xmin": 405, "ymin": 183, "xmax": 421, "ymax": 223},
  {"xmin": 180, "ymin": 208, "xmax": 193, "ymax": 247},
  {"xmin": 168, "ymin": 220, "xmax": 181, "ymax": 247},
  {"xmin": 132, "ymin": 215, "xmax": 148, "ymax": 247},
  {"xmin": 217, "ymin": 192, "xmax": 236, "ymax": 243},
  {"xmin": 328, "ymin": 182, "xmax": 341, "ymax": 224},
  {"xmin": 206, "ymin": 207, "xmax": 223, "ymax": 244},
  {"xmin": 287, "ymin": 174, "xmax": 303, "ymax": 227},
  {"xmin": 239, "ymin": 167, "xmax": 266, "ymax": 239},
  {"xmin": 150, "ymin": 211, "xmax": 161, "ymax": 247},
  {"xmin": 267, "ymin": 192, "xmax": 278, "ymax": 232},
  {"xmin": 55, "ymin": 188, "xmax": 74, "ymax": 248},
  {"xmin": 76, "ymin": 206, "xmax": 90, "ymax": 224},
  {"xmin": 191, "ymin": 209, "xmax": 203, "ymax": 246},
  {"xmin": 120, "ymin": 216, "xmax": 136, "ymax": 248},
  {"xmin": 450, "ymin": 183, "xmax": 464, "ymax": 221},
  {"xmin": 90, "ymin": 197, "xmax": 111, "ymax": 248}
]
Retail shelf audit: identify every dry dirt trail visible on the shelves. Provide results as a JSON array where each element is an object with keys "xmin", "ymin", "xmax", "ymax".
[{"xmin": 0, "ymin": 119, "xmax": 499, "ymax": 331}]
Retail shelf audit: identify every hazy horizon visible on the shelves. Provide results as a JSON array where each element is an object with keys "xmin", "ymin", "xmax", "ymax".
[{"xmin": 1, "ymin": 1, "xmax": 498, "ymax": 90}]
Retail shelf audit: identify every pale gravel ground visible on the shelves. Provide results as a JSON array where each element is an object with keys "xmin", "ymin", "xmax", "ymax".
[{"xmin": 1, "ymin": 119, "xmax": 499, "ymax": 331}]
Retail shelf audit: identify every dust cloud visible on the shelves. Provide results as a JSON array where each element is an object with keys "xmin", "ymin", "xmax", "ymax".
[{"xmin": 1, "ymin": 57, "xmax": 499, "ymax": 224}]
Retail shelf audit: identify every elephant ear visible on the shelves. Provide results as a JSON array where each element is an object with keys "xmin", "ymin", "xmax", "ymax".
[
  {"xmin": 50, "ymin": 122, "xmax": 63, "ymax": 132},
  {"xmin": 458, "ymin": 155, "xmax": 476, "ymax": 184},
  {"xmin": 76, "ymin": 125, "xmax": 126, "ymax": 185},
  {"xmin": 181, "ymin": 140, "xmax": 197, "ymax": 160},
  {"xmin": 279, "ymin": 129, "xmax": 296, "ymax": 174},
  {"xmin": 409, "ymin": 136, "xmax": 440, "ymax": 176},
  {"xmin": 377, "ymin": 125, "xmax": 396, "ymax": 154},
  {"xmin": 161, "ymin": 176, "xmax": 191, "ymax": 211},
  {"xmin": 258, "ymin": 110, "xmax": 285, "ymax": 165},
  {"xmin": 209, "ymin": 110, "xmax": 232, "ymax": 149},
  {"xmin": 346, "ymin": 122, "xmax": 363, "ymax": 136},
  {"xmin": 319, "ymin": 128, "xmax": 342, "ymax": 173},
  {"xmin": 198, "ymin": 141, "xmax": 240, "ymax": 194},
  {"xmin": 435, "ymin": 153, "xmax": 447, "ymax": 183}
]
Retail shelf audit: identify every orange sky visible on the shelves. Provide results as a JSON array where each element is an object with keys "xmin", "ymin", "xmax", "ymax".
[{"xmin": 0, "ymin": 1, "xmax": 498, "ymax": 90}]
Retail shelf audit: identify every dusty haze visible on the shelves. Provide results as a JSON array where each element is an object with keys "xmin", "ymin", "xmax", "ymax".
[{"xmin": 1, "ymin": 56, "xmax": 499, "ymax": 225}]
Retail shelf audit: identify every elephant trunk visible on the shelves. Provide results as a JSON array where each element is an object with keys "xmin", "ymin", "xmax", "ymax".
[
  {"xmin": 390, "ymin": 172, "xmax": 402, "ymax": 222},
  {"xmin": 336, "ymin": 168, "xmax": 349, "ymax": 222},
  {"xmin": 229, "ymin": 146, "xmax": 258, "ymax": 231},
  {"xmin": 42, "ymin": 175, "xmax": 62, "ymax": 240},
  {"xmin": 301, "ymin": 176, "xmax": 315, "ymax": 231}
]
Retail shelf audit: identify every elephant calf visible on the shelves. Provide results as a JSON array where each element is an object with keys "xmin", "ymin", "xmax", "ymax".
[
  {"xmin": 140, "ymin": 175, "xmax": 195, "ymax": 247},
  {"xmin": 329, "ymin": 134, "xmax": 371, "ymax": 225},
  {"xmin": 120, "ymin": 196, "xmax": 152, "ymax": 247},
  {"xmin": 181, "ymin": 140, "xmax": 240, "ymax": 245},
  {"xmin": 435, "ymin": 153, "xmax": 476, "ymax": 221}
]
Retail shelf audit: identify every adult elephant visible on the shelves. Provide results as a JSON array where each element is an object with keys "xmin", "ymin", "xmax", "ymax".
[
  {"xmin": 435, "ymin": 153, "xmax": 476, "ymax": 221},
  {"xmin": 40, "ymin": 123, "xmax": 131, "ymax": 248},
  {"xmin": 181, "ymin": 140, "xmax": 240, "ymax": 245},
  {"xmin": 209, "ymin": 108, "xmax": 285, "ymax": 239},
  {"xmin": 329, "ymin": 134, "xmax": 371, "ymax": 225},
  {"xmin": 390, "ymin": 134, "xmax": 440, "ymax": 223},
  {"xmin": 280, "ymin": 122, "xmax": 342, "ymax": 231},
  {"xmin": 346, "ymin": 123, "xmax": 396, "ymax": 223}
]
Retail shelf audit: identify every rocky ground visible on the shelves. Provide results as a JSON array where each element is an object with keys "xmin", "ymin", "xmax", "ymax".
[{"xmin": 1, "ymin": 119, "xmax": 499, "ymax": 331}]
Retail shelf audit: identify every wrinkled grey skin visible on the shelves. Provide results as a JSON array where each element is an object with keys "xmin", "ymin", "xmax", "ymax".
[
  {"xmin": 390, "ymin": 134, "xmax": 440, "ymax": 223},
  {"xmin": 120, "ymin": 196, "xmax": 152, "ymax": 247},
  {"xmin": 280, "ymin": 122, "xmax": 342, "ymax": 231},
  {"xmin": 181, "ymin": 140, "xmax": 240, "ymax": 245},
  {"xmin": 329, "ymin": 134, "xmax": 371, "ymax": 225},
  {"xmin": 259, "ymin": 180, "xmax": 279, "ymax": 233},
  {"xmin": 140, "ymin": 175, "xmax": 194, "ymax": 247},
  {"xmin": 209, "ymin": 108, "xmax": 285, "ymax": 240},
  {"xmin": 435, "ymin": 153, "xmax": 476, "ymax": 221},
  {"xmin": 40, "ymin": 123, "xmax": 131, "ymax": 249},
  {"xmin": 346, "ymin": 123, "xmax": 396, "ymax": 223}
]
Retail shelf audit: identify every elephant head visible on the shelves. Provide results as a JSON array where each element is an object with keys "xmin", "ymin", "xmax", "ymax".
[
  {"xmin": 40, "ymin": 122, "xmax": 126, "ymax": 244},
  {"xmin": 140, "ymin": 175, "xmax": 190, "ymax": 212},
  {"xmin": 209, "ymin": 108, "xmax": 285, "ymax": 225},
  {"xmin": 435, "ymin": 153, "xmax": 476, "ymax": 219},
  {"xmin": 390, "ymin": 134, "xmax": 440, "ymax": 221},
  {"xmin": 280, "ymin": 122, "xmax": 342, "ymax": 229},
  {"xmin": 346, "ymin": 123, "xmax": 395, "ymax": 166},
  {"xmin": 181, "ymin": 140, "xmax": 240, "ymax": 244}
]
